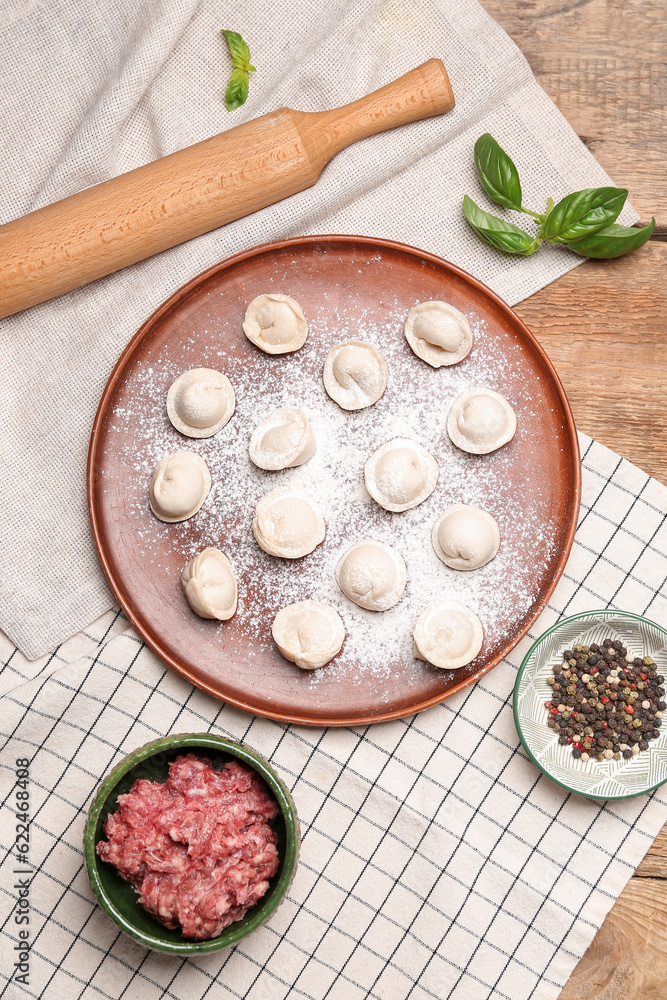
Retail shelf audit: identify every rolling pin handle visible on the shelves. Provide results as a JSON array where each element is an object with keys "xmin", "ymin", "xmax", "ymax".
[{"xmin": 292, "ymin": 58, "xmax": 455, "ymax": 168}]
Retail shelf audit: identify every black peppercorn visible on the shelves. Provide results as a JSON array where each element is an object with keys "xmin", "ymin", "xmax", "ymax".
[{"xmin": 545, "ymin": 644, "xmax": 662, "ymax": 764}]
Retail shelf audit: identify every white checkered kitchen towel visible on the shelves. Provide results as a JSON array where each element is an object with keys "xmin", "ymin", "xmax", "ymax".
[
  {"xmin": 0, "ymin": 0, "xmax": 638, "ymax": 660},
  {"xmin": 1, "ymin": 433, "xmax": 667, "ymax": 1000}
]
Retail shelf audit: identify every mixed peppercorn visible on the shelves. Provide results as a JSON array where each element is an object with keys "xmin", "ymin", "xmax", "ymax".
[{"xmin": 545, "ymin": 638, "xmax": 665, "ymax": 762}]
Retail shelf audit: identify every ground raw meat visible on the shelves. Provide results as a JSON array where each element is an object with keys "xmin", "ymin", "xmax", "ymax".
[{"xmin": 96, "ymin": 753, "xmax": 280, "ymax": 939}]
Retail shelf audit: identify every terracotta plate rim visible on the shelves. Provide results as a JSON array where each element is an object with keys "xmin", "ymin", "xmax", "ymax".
[{"xmin": 88, "ymin": 234, "xmax": 581, "ymax": 727}]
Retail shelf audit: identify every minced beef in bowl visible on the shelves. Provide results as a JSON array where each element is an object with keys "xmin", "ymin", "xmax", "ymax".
[{"xmin": 96, "ymin": 752, "xmax": 282, "ymax": 940}]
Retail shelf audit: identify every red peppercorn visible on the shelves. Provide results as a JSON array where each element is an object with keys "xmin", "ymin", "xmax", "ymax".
[
  {"xmin": 603, "ymin": 722, "xmax": 608, "ymax": 727},
  {"xmin": 626, "ymin": 705, "xmax": 634, "ymax": 714},
  {"xmin": 601, "ymin": 696, "xmax": 609, "ymax": 703},
  {"xmin": 641, "ymin": 673, "xmax": 647, "ymax": 680}
]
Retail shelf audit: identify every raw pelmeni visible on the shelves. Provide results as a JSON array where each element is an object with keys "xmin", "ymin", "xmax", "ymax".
[
  {"xmin": 364, "ymin": 438, "xmax": 438, "ymax": 512},
  {"xmin": 242, "ymin": 293, "xmax": 308, "ymax": 354},
  {"xmin": 323, "ymin": 340, "xmax": 388, "ymax": 410},
  {"xmin": 148, "ymin": 451, "xmax": 211, "ymax": 523},
  {"xmin": 166, "ymin": 368, "xmax": 235, "ymax": 438},
  {"xmin": 252, "ymin": 486, "xmax": 325, "ymax": 558},
  {"xmin": 413, "ymin": 599, "xmax": 484, "ymax": 669},
  {"xmin": 447, "ymin": 387, "xmax": 516, "ymax": 454},
  {"xmin": 335, "ymin": 539, "xmax": 406, "ymax": 611},
  {"xmin": 249, "ymin": 407, "xmax": 315, "ymax": 471},
  {"xmin": 432, "ymin": 504, "xmax": 500, "ymax": 571},
  {"xmin": 272, "ymin": 600, "xmax": 345, "ymax": 670},
  {"xmin": 181, "ymin": 548, "xmax": 237, "ymax": 620},
  {"xmin": 404, "ymin": 300, "xmax": 473, "ymax": 368}
]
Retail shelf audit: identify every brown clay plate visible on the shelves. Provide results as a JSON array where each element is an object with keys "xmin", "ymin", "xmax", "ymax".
[{"xmin": 88, "ymin": 235, "xmax": 580, "ymax": 726}]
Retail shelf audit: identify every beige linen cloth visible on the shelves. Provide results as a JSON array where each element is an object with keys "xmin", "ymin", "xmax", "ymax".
[{"xmin": 0, "ymin": 0, "xmax": 637, "ymax": 659}]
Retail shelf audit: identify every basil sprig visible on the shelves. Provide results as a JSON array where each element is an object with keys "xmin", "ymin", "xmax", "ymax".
[
  {"xmin": 567, "ymin": 219, "xmax": 656, "ymax": 258},
  {"xmin": 474, "ymin": 133, "xmax": 524, "ymax": 213},
  {"xmin": 543, "ymin": 187, "xmax": 628, "ymax": 243},
  {"xmin": 463, "ymin": 196, "xmax": 538, "ymax": 255},
  {"xmin": 463, "ymin": 134, "xmax": 655, "ymax": 260},
  {"xmin": 222, "ymin": 30, "xmax": 255, "ymax": 111}
]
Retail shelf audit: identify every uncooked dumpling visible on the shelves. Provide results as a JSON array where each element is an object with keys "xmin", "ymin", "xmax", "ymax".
[
  {"xmin": 272, "ymin": 600, "xmax": 345, "ymax": 670},
  {"xmin": 242, "ymin": 293, "xmax": 308, "ymax": 354},
  {"xmin": 149, "ymin": 451, "xmax": 211, "ymax": 523},
  {"xmin": 432, "ymin": 504, "xmax": 500, "ymax": 571},
  {"xmin": 167, "ymin": 368, "xmax": 235, "ymax": 438},
  {"xmin": 181, "ymin": 548, "xmax": 237, "ymax": 620},
  {"xmin": 413, "ymin": 599, "xmax": 483, "ymax": 669},
  {"xmin": 252, "ymin": 486, "xmax": 326, "ymax": 558},
  {"xmin": 404, "ymin": 301, "xmax": 473, "ymax": 368},
  {"xmin": 249, "ymin": 408, "xmax": 316, "ymax": 471},
  {"xmin": 335, "ymin": 539, "xmax": 406, "ymax": 611},
  {"xmin": 364, "ymin": 438, "xmax": 438, "ymax": 512},
  {"xmin": 447, "ymin": 388, "xmax": 516, "ymax": 455},
  {"xmin": 323, "ymin": 340, "xmax": 388, "ymax": 410}
]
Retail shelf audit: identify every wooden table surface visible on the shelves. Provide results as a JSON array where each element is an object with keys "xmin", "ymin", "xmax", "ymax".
[{"xmin": 481, "ymin": 1, "xmax": 667, "ymax": 995}]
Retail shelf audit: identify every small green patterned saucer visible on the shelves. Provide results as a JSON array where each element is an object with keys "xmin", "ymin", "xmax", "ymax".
[
  {"xmin": 513, "ymin": 610, "xmax": 667, "ymax": 801},
  {"xmin": 84, "ymin": 733, "xmax": 300, "ymax": 954}
]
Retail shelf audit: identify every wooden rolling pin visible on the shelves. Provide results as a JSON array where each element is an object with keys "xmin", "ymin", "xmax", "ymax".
[{"xmin": 0, "ymin": 59, "xmax": 454, "ymax": 319}]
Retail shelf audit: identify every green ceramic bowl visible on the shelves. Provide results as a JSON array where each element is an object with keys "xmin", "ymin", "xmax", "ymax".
[
  {"xmin": 84, "ymin": 733, "xmax": 300, "ymax": 954},
  {"xmin": 513, "ymin": 610, "xmax": 667, "ymax": 801}
]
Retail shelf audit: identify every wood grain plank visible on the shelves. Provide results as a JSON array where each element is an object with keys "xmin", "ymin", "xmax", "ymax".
[
  {"xmin": 513, "ymin": 241, "xmax": 667, "ymax": 484},
  {"xmin": 636, "ymin": 822, "xmax": 667, "ymax": 878},
  {"xmin": 482, "ymin": 0, "xmax": 666, "ymax": 222},
  {"xmin": 560, "ymin": 877, "xmax": 667, "ymax": 999}
]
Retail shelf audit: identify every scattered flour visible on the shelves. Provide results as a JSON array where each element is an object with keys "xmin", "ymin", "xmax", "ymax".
[{"xmin": 104, "ymin": 285, "xmax": 565, "ymax": 698}]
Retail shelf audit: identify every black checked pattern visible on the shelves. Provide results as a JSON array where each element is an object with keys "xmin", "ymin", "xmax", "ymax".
[{"xmin": 1, "ymin": 434, "xmax": 667, "ymax": 1000}]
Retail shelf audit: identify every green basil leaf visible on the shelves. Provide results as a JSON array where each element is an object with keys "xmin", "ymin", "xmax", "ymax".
[
  {"xmin": 225, "ymin": 67, "xmax": 249, "ymax": 111},
  {"xmin": 567, "ymin": 218, "xmax": 655, "ymax": 258},
  {"xmin": 222, "ymin": 30, "xmax": 251, "ymax": 69},
  {"xmin": 543, "ymin": 187, "xmax": 628, "ymax": 243},
  {"xmin": 474, "ymin": 133, "xmax": 523, "ymax": 212},
  {"xmin": 463, "ymin": 195, "xmax": 537, "ymax": 255}
]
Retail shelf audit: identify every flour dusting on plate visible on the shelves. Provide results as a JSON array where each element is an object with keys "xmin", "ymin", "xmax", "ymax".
[{"xmin": 105, "ymin": 294, "xmax": 560, "ymax": 693}]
